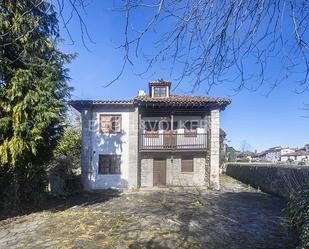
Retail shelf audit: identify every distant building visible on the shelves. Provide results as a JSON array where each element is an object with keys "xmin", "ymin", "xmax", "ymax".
[
  {"xmin": 252, "ymin": 146, "xmax": 295, "ymax": 162},
  {"xmin": 252, "ymin": 151, "xmax": 266, "ymax": 162},
  {"xmin": 264, "ymin": 146, "xmax": 295, "ymax": 162},
  {"xmin": 281, "ymin": 145, "xmax": 309, "ymax": 163}
]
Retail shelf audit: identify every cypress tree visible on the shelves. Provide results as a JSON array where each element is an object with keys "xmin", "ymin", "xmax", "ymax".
[{"xmin": 0, "ymin": 1, "xmax": 72, "ymax": 206}]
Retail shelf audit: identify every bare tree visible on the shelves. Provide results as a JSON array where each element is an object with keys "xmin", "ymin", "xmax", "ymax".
[
  {"xmin": 240, "ymin": 140, "xmax": 253, "ymax": 154},
  {"xmin": 108, "ymin": 0, "xmax": 308, "ymax": 93},
  {"xmin": 2, "ymin": 1, "xmax": 307, "ymax": 94}
]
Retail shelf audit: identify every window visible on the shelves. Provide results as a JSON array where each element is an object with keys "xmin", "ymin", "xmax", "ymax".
[
  {"xmin": 153, "ymin": 86, "xmax": 167, "ymax": 97},
  {"xmin": 98, "ymin": 155, "xmax": 121, "ymax": 174},
  {"xmin": 184, "ymin": 121, "xmax": 198, "ymax": 137},
  {"xmin": 100, "ymin": 114, "xmax": 121, "ymax": 133},
  {"xmin": 181, "ymin": 157, "xmax": 194, "ymax": 172}
]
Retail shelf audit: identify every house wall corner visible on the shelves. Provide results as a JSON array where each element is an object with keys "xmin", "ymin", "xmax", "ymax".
[
  {"xmin": 128, "ymin": 107, "xmax": 139, "ymax": 188},
  {"xmin": 81, "ymin": 108, "xmax": 93, "ymax": 191},
  {"xmin": 209, "ymin": 108, "xmax": 220, "ymax": 190}
]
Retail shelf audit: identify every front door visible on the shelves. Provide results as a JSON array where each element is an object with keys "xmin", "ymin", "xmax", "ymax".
[{"xmin": 153, "ymin": 158, "xmax": 166, "ymax": 186}]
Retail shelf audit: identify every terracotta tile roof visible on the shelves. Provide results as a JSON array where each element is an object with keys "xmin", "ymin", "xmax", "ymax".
[
  {"xmin": 69, "ymin": 100, "xmax": 133, "ymax": 109},
  {"xmin": 267, "ymin": 146, "xmax": 283, "ymax": 151},
  {"xmin": 134, "ymin": 94, "xmax": 231, "ymax": 106},
  {"xmin": 252, "ymin": 152, "xmax": 266, "ymax": 157},
  {"xmin": 70, "ymin": 94, "xmax": 231, "ymax": 110}
]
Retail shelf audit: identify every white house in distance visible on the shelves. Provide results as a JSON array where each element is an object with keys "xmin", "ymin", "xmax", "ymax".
[
  {"xmin": 252, "ymin": 146, "xmax": 295, "ymax": 162},
  {"xmin": 265, "ymin": 146, "xmax": 295, "ymax": 162},
  {"xmin": 281, "ymin": 144, "xmax": 309, "ymax": 163},
  {"xmin": 70, "ymin": 80, "xmax": 231, "ymax": 190}
]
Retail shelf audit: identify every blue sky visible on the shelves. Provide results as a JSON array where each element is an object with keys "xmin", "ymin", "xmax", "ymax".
[{"xmin": 59, "ymin": 1, "xmax": 308, "ymax": 151}]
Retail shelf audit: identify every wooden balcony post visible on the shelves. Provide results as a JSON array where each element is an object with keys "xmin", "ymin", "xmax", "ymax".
[
  {"xmin": 138, "ymin": 113, "xmax": 142, "ymax": 150},
  {"xmin": 171, "ymin": 114, "xmax": 174, "ymax": 149}
]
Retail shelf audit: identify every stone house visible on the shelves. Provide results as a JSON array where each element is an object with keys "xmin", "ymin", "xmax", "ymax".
[{"xmin": 70, "ymin": 80, "xmax": 231, "ymax": 190}]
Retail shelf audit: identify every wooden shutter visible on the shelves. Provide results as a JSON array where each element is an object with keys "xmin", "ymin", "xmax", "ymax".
[
  {"xmin": 100, "ymin": 115, "xmax": 122, "ymax": 133},
  {"xmin": 181, "ymin": 157, "xmax": 194, "ymax": 172}
]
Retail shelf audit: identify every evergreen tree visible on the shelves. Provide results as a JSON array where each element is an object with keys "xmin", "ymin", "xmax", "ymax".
[{"xmin": 0, "ymin": 1, "xmax": 72, "ymax": 206}]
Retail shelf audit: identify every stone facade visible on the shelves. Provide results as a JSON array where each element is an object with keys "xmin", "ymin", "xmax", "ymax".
[
  {"xmin": 78, "ymin": 106, "xmax": 222, "ymax": 190},
  {"xmin": 140, "ymin": 153, "xmax": 208, "ymax": 187},
  {"xmin": 79, "ymin": 106, "xmax": 221, "ymax": 189},
  {"xmin": 140, "ymin": 155, "xmax": 154, "ymax": 187},
  {"xmin": 209, "ymin": 108, "xmax": 220, "ymax": 189},
  {"xmin": 127, "ymin": 108, "xmax": 139, "ymax": 187}
]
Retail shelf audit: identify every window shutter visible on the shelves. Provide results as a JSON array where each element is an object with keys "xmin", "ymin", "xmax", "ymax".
[
  {"xmin": 100, "ymin": 115, "xmax": 122, "ymax": 133},
  {"xmin": 181, "ymin": 157, "xmax": 194, "ymax": 172}
]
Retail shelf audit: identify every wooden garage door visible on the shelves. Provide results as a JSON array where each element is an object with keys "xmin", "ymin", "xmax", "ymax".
[{"xmin": 153, "ymin": 158, "xmax": 166, "ymax": 186}]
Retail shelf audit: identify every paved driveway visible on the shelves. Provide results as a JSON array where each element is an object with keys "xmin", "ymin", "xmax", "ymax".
[{"xmin": 0, "ymin": 176, "xmax": 297, "ymax": 249}]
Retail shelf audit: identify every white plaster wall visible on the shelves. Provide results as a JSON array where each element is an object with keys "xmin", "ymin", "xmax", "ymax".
[
  {"xmin": 87, "ymin": 107, "xmax": 134, "ymax": 189},
  {"xmin": 281, "ymin": 155, "xmax": 309, "ymax": 162}
]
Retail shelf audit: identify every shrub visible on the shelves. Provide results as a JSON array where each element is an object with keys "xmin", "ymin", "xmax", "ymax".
[
  {"xmin": 48, "ymin": 115, "xmax": 82, "ymax": 195},
  {"xmin": 286, "ymin": 185, "xmax": 309, "ymax": 249}
]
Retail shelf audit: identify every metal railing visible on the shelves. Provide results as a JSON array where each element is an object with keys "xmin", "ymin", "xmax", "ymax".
[{"xmin": 139, "ymin": 133, "xmax": 208, "ymax": 151}]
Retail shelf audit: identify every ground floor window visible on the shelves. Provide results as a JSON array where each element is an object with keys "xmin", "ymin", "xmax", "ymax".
[
  {"xmin": 98, "ymin": 155, "xmax": 121, "ymax": 174},
  {"xmin": 181, "ymin": 157, "xmax": 194, "ymax": 172}
]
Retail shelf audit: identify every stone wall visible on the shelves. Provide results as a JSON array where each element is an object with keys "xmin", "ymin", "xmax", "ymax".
[
  {"xmin": 140, "ymin": 153, "xmax": 208, "ymax": 187},
  {"xmin": 140, "ymin": 155, "xmax": 154, "ymax": 187},
  {"xmin": 226, "ymin": 163, "xmax": 309, "ymax": 199},
  {"xmin": 128, "ymin": 107, "xmax": 139, "ymax": 188},
  {"xmin": 209, "ymin": 108, "xmax": 220, "ymax": 189}
]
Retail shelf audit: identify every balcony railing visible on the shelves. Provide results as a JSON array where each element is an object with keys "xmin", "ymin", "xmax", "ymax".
[{"xmin": 139, "ymin": 133, "xmax": 208, "ymax": 151}]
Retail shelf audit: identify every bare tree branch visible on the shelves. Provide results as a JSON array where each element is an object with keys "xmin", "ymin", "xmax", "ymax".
[{"xmin": 108, "ymin": 0, "xmax": 308, "ymax": 93}]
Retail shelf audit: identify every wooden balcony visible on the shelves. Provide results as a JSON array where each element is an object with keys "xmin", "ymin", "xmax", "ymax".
[{"xmin": 139, "ymin": 133, "xmax": 208, "ymax": 152}]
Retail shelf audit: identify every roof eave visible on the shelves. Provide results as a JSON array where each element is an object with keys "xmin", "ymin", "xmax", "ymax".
[{"xmin": 69, "ymin": 100, "xmax": 134, "ymax": 112}]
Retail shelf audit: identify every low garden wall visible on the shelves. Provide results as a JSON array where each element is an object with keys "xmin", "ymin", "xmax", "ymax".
[{"xmin": 225, "ymin": 163, "xmax": 309, "ymax": 199}]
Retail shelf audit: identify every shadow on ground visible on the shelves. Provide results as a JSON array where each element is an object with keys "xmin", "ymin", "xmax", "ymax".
[
  {"xmin": 0, "ymin": 176, "xmax": 298, "ymax": 249},
  {"xmin": 0, "ymin": 190, "xmax": 121, "ymax": 222}
]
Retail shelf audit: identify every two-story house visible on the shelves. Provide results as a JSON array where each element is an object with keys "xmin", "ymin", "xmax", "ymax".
[
  {"xmin": 70, "ymin": 80, "xmax": 231, "ymax": 190},
  {"xmin": 264, "ymin": 146, "xmax": 295, "ymax": 162}
]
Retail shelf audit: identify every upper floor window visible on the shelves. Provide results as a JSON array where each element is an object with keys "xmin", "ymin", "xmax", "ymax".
[
  {"xmin": 100, "ymin": 114, "xmax": 121, "ymax": 133},
  {"xmin": 153, "ymin": 86, "xmax": 167, "ymax": 97}
]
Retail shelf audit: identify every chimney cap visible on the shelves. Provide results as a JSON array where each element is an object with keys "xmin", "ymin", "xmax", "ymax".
[{"xmin": 138, "ymin": 90, "xmax": 146, "ymax": 96}]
